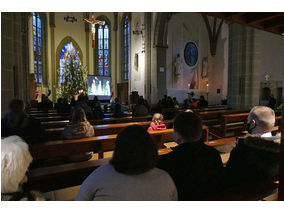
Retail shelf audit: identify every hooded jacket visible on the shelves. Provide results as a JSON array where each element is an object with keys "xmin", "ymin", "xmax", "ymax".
[{"xmin": 225, "ymin": 134, "xmax": 280, "ymax": 186}]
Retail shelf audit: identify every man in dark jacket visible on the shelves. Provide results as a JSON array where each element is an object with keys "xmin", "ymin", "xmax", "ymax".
[
  {"xmin": 157, "ymin": 111, "xmax": 224, "ymax": 200},
  {"xmin": 1, "ymin": 99, "xmax": 47, "ymax": 144},
  {"xmin": 132, "ymin": 96, "xmax": 149, "ymax": 117},
  {"xmin": 225, "ymin": 106, "xmax": 280, "ymax": 186}
]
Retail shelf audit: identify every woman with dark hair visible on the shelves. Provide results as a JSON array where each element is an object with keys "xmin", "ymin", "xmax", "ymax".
[
  {"xmin": 62, "ymin": 107, "xmax": 94, "ymax": 162},
  {"xmin": 76, "ymin": 125, "xmax": 177, "ymax": 201}
]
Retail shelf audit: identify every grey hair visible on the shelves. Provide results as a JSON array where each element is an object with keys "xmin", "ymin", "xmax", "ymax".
[{"xmin": 1, "ymin": 136, "xmax": 33, "ymax": 193}]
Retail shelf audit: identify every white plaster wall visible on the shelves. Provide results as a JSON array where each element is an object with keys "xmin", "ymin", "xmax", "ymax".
[
  {"xmin": 166, "ymin": 13, "xmax": 229, "ymax": 105},
  {"xmin": 254, "ymin": 30, "xmax": 284, "ymax": 83},
  {"xmin": 54, "ymin": 13, "xmax": 86, "ymax": 64}
]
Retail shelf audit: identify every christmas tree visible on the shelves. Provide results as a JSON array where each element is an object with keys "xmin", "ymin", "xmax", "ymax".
[{"xmin": 56, "ymin": 48, "xmax": 88, "ymax": 98}]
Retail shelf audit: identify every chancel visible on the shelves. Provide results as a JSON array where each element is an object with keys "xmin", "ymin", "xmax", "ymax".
[{"xmin": 1, "ymin": 11, "xmax": 284, "ymax": 201}]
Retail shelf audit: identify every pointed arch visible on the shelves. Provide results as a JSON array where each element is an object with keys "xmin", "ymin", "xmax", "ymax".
[
  {"xmin": 121, "ymin": 12, "xmax": 131, "ymax": 81},
  {"xmin": 55, "ymin": 36, "xmax": 83, "ymax": 84},
  {"xmin": 94, "ymin": 15, "xmax": 111, "ymax": 76},
  {"xmin": 32, "ymin": 12, "xmax": 48, "ymax": 86}
]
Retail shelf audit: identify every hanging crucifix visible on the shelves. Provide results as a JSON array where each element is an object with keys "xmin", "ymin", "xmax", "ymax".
[{"xmin": 83, "ymin": 14, "xmax": 105, "ymax": 48}]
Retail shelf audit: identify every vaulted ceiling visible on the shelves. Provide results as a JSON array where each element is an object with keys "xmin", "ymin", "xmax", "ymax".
[{"xmin": 203, "ymin": 12, "xmax": 284, "ymax": 36}]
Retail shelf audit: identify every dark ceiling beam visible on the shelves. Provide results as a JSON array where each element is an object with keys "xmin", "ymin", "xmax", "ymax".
[
  {"xmin": 223, "ymin": 12, "xmax": 246, "ymax": 18},
  {"xmin": 261, "ymin": 15, "xmax": 284, "ymax": 29},
  {"xmin": 245, "ymin": 12, "xmax": 284, "ymax": 25}
]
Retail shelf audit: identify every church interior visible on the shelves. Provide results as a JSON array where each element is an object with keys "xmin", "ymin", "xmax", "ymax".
[{"xmin": 1, "ymin": 9, "xmax": 284, "ymax": 203}]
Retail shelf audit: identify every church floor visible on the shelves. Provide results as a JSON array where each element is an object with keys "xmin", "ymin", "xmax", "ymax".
[{"xmin": 41, "ymin": 142, "xmax": 277, "ymax": 201}]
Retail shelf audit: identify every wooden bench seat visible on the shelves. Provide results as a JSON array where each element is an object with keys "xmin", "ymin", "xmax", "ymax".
[
  {"xmin": 44, "ymin": 122, "xmax": 209, "ymax": 142},
  {"xmin": 30, "ymin": 129, "xmax": 178, "ymax": 160},
  {"xmin": 41, "ymin": 115, "xmax": 152, "ymax": 129},
  {"xmin": 219, "ymin": 113, "xmax": 282, "ymax": 137},
  {"xmin": 29, "ymin": 112, "xmax": 69, "ymax": 117},
  {"xmin": 24, "ymin": 148, "xmax": 173, "ymax": 193}
]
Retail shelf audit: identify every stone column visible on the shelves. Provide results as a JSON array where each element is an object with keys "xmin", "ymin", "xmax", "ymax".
[
  {"xmin": 228, "ymin": 23, "xmax": 260, "ymax": 109},
  {"xmin": 28, "ymin": 13, "xmax": 34, "ymax": 74},
  {"xmin": 84, "ymin": 13, "xmax": 90, "ymax": 74},
  {"xmin": 144, "ymin": 12, "xmax": 152, "ymax": 102},
  {"xmin": 49, "ymin": 12, "xmax": 56, "ymax": 102}
]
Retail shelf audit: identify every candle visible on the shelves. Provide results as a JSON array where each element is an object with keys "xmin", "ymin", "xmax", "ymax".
[{"xmin": 206, "ymin": 83, "xmax": 209, "ymax": 93}]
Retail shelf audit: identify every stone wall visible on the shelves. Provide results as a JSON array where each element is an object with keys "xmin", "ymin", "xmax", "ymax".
[{"xmin": 1, "ymin": 12, "xmax": 29, "ymax": 116}]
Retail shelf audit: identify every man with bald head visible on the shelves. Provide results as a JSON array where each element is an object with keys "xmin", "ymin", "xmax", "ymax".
[
  {"xmin": 246, "ymin": 106, "xmax": 276, "ymax": 137},
  {"xmin": 225, "ymin": 106, "xmax": 280, "ymax": 186}
]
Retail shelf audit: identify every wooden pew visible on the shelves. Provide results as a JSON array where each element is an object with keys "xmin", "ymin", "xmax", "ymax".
[
  {"xmin": 26, "ymin": 135, "xmax": 235, "ymax": 193},
  {"xmin": 41, "ymin": 115, "xmax": 153, "ymax": 129},
  {"xmin": 29, "ymin": 112, "xmax": 69, "ymax": 117},
  {"xmin": 24, "ymin": 148, "xmax": 173, "ymax": 193},
  {"xmin": 161, "ymin": 106, "xmax": 232, "ymax": 120},
  {"xmin": 197, "ymin": 109, "xmax": 249, "ymax": 126},
  {"xmin": 30, "ymin": 129, "xmax": 177, "ymax": 161},
  {"xmin": 219, "ymin": 113, "xmax": 282, "ymax": 138},
  {"xmin": 31, "ymin": 126, "xmax": 209, "ymax": 161},
  {"xmin": 28, "ymin": 109, "xmax": 56, "ymax": 113},
  {"xmin": 44, "ymin": 122, "xmax": 209, "ymax": 142},
  {"xmin": 34, "ymin": 115, "xmax": 71, "ymax": 122}
]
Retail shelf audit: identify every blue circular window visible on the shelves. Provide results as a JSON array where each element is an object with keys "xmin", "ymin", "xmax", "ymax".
[{"xmin": 184, "ymin": 42, "xmax": 198, "ymax": 67}]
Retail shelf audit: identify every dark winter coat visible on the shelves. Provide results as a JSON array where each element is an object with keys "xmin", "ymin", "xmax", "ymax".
[
  {"xmin": 157, "ymin": 141, "xmax": 224, "ymax": 200},
  {"xmin": 1, "ymin": 111, "xmax": 46, "ymax": 144},
  {"xmin": 132, "ymin": 104, "xmax": 149, "ymax": 117},
  {"xmin": 225, "ymin": 135, "xmax": 280, "ymax": 187}
]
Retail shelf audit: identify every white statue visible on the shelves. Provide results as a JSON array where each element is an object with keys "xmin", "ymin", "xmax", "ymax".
[{"xmin": 174, "ymin": 54, "xmax": 183, "ymax": 82}]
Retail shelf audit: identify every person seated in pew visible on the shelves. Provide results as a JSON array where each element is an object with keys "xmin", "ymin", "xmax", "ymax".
[
  {"xmin": 157, "ymin": 111, "xmax": 224, "ymax": 200},
  {"xmin": 75, "ymin": 125, "xmax": 177, "ymax": 201},
  {"xmin": 1, "ymin": 136, "xmax": 45, "ymax": 201},
  {"xmin": 132, "ymin": 96, "xmax": 149, "ymax": 117},
  {"xmin": 62, "ymin": 107, "xmax": 94, "ymax": 162},
  {"xmin": 197, "ymin": 95, "xmax": 208, "ymax": 108},
  {"xmin": 148, "ymin": 113, "xmax": 167, "ymax": 131},
  {"xmin": 113, "ymin": 97, "xmax": 125, "ymax": 118},
  {"xmin": 225, "ymin": 106, "xmax": 280, "ymax": 187},
  {"xmin": 91, "ymin": 96, "xmax": 104, "ymax": 119},
  {"xmin": 71, "ymin": 94, "xmax": 94, "ymax": 120},
  {"xmin": 38, "ymin": 94, "xmax": 53, "ymax": 110},
  {"xmin": 1, "ymin": 99, "xmax": 47, "ymax": 145},
  {"xmin": 54, "ymin": 97, "xmax": 70, "ymax": 113}
]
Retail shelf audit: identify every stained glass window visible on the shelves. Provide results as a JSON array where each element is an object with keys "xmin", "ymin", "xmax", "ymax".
[
  {"xmin": 123, "ymin": 15, "xmax": 130, "ymax": 80},
  {"xmin": 59, "ymin": 42, "xmax": 79, "ymax": 84},
  {"xmin": 33, "ymin": 12, "xmax": 43, "ymax": 83},
  {"xmin": 97, "ymin": 23, "xmax": 110, "ymax": 76}
]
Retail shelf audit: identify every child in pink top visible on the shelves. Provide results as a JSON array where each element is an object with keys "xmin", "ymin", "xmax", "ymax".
[{"xmin": 147, "ymin": 113, "xmax": 167, "ymax": 131}]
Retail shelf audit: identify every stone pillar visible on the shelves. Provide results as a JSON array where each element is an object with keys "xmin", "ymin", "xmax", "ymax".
[
  {"xmin": 144, "ymin": 12, "xmax": 152, "ymax": 103},
  {"xmin": 28, "ymin": 13, "xmax": 34, "ymax": 74},
  {"xmin": 1, "ymin": 12, "xmax": 29, "ymax": 116},
  {"xmin": 84, "ymin": 13, "xmax": 90, "ymax": 74},
  {"xmin": 49, "ymin": 12, "xmax": 56, "ymax": 102},
  {"xmin": 228, "ymin": 23, "xmax": 260, "ymax": 110}
]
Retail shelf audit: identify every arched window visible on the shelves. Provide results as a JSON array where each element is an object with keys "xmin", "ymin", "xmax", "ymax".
[
  {"xmin": 33, "ymin": 12, "xmax": 43, "ymax": 83},
  {"xmin": 122, "ymin": 15, "xmax": 130, "ymax": 80},
  {"xmin": 59, "ymin": 42, "xmax": 79, "ymax": 83},
  {"xmin": 95, "ymin": 17, "xmax": 111, "ymax": 76}
]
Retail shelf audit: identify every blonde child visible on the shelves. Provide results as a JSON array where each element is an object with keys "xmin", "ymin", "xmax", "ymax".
[{"xmin": 147, "ymin": 113, "xmax": 167, "ymax": 131}]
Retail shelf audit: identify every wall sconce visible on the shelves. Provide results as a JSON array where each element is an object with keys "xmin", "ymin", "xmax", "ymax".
[{"xmin": 64, "ymin": 15, "xmax": 77, "ymax": 23}]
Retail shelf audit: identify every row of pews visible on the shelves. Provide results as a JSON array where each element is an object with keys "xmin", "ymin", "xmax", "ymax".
[{"xmin": 23, "ymin": 106, "xmax": 282, "ymax": 200}]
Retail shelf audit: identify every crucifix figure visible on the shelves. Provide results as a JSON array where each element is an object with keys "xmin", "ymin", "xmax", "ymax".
[{"xmin": 83, "ymin": 15, "xmax": 105, "ymax": 48}]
